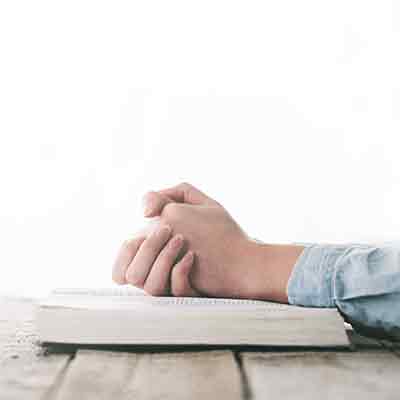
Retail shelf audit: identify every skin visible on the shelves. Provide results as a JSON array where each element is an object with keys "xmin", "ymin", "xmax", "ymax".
[{"xmin": 112, "ymin": 182, "xmax": 304, "ymax": 302}]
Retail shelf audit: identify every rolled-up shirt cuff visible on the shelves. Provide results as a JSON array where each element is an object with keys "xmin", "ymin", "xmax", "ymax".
[{"xmin": 287, "ymin": 244, "xmax": 347, "ymax": 308}]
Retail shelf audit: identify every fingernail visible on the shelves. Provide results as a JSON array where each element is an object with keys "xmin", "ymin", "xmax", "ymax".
[{"xmin": 174, "ymin": 234, "xmax": 184, "ymax": 245}]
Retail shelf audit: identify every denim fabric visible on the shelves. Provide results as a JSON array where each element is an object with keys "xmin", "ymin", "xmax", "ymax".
[{"xmin": 287, "ymin": 242, "xmax": 400, "ymax": 340}]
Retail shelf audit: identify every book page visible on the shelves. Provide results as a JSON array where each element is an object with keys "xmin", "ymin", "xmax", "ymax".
[{"xmin": 41, "ymin": 287, "xmax": 319, "ymax": 314}]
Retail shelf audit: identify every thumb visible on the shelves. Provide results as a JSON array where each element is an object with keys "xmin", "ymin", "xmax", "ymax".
[
  {"xmin": 159, "ymin": 182, "xmax": 217, "ymax": 206},
  {"xmin": 142, "ymin": 183, "xmax": 218, "ymax": 217},
  {"xmin": 142, "ymin": 191, "xmax": 174, "ymax": 218}
]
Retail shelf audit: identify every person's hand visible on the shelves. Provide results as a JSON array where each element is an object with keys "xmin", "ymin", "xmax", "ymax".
[
  {"xmin": 112, "ymin": 182, "xmax": 243, "ymax": 298},
  {"xmin": 112, "ymin": 220, "xmax": 200, "ymax": 297},
  {"xmin": 139, "ymin": 183, "xmax": 254, "ymax": 299},
  {"xmin": 113, "ymin": 182, "xmax": 304, "ymax": 301}
]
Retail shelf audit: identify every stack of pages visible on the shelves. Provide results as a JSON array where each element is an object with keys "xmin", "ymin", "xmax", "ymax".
[{"xmin": 37, "ymin": 288, "xmax": 349, "ymax": 348}]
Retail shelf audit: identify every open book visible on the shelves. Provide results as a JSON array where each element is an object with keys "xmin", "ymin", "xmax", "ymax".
[{"xmin": 37, "ymin": 288, "xmax": 350, "ymax": 348}]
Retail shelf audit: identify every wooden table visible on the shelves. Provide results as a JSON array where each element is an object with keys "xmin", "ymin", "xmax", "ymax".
[{"xmin": 1, "ymin": 297, "xmax": 399, "ymax": 399}]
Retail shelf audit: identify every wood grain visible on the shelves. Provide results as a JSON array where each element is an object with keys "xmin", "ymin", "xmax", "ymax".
[
  {"xmin": 0, "ymin": 355, "xmax": 70, "ymax": 400},
  {"xmin": 56, "ymin": 350, "xmax": 242, "ymax": 400},
  {"xmin": 0, "ymin": 297, "xmax": 72, "ymax": 400},
  {"xmin": 1, "ymin": 296, "xmax": 399, "ymax": 400},
  {"xmin": 241, "ymin": 351, "xmax": 400, "ymax": 400},
  {"xmin": 123, "ymin": 350, "xmax": 243, "ymax": 400}
]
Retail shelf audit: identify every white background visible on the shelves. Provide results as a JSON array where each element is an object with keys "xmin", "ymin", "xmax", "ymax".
[{"xmin": 0, "ymin": 1, "xmax": 399, "ymax": 296}]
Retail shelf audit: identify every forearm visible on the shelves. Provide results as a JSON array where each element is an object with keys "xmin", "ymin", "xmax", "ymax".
[
  {"xmin": 241, "ymin": 240, "xmax": 304, "ymax": 303},
  {"xmin": 244, "ymin": 241, "xmax": 400, "ymax": 340},
  {"xmin": 287, "ymin": 242, "xmax": 400, "ymax": 340}
]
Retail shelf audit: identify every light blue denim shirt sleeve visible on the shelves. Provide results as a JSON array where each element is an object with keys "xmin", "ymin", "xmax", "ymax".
[{"xmin": 287, "ymin": 242, "xmax": 400, "ymax": 340}]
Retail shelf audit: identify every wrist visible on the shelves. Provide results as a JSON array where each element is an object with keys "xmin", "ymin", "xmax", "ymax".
[{"xmin": 239, "ymin": 239, "xmax": 304, "ymax": 303}]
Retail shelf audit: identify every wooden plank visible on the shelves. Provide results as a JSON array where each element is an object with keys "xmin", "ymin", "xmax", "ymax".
[
  {"xmin": 0, "ymin": 355, "xmax": 70, "ymax": 400},
  {"xmin": 241, "ymin": 351, "xmax": 400, "ymax": 400},
  {"xmin": 0, "ymin": 326, "xmax": 70, "ymax": 400},
  {"xmin": 124, "ymin": 350, "xmax": 243, "ymax": 400},
  {"xmin": 0, "ymin": 297, "xmax": 72, "ymax": 400},
  {"xmin": 55, "ymin": 350, "xmax": 137, "ymax": 399},
  {"xmin": 0, "ymin": 297, "xmax": 37, "ymax": 361},
  {"xmin": 2, "ymin": 296, "xmax": 396, "ymax": 400},
  {"xmin": 56, "ymin": 350, "xmax": 243, "ymax": 400}
]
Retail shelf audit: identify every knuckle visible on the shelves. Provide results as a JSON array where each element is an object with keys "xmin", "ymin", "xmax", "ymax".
[
  {"xmin": 123, "ymin": 237, "xmax": 137, "ymax": 248},
  {"xmin": 162, "ymin": 202, "xmax": 182, "ymax": 220},
  {"xmin": 156, "ymin": 255, "xmax": 173, "ymax": 271},
  {"xmin": 121, "ymin": 240, "xmax": 134, "ymax": 255},
  {"xmin": 141, "ymin": 235, "xmax": 158, "ymax": 250},
  {"xmin": 150, "ymin": 245, "xmax": 181, "ymax": 278},
  {"xmin": 123, "ymin": 237, "xmax": 143, "ymax": 254},
  {"xmin": 179, "ymin": 181, "xmax": 191, "ymax": 189}
]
